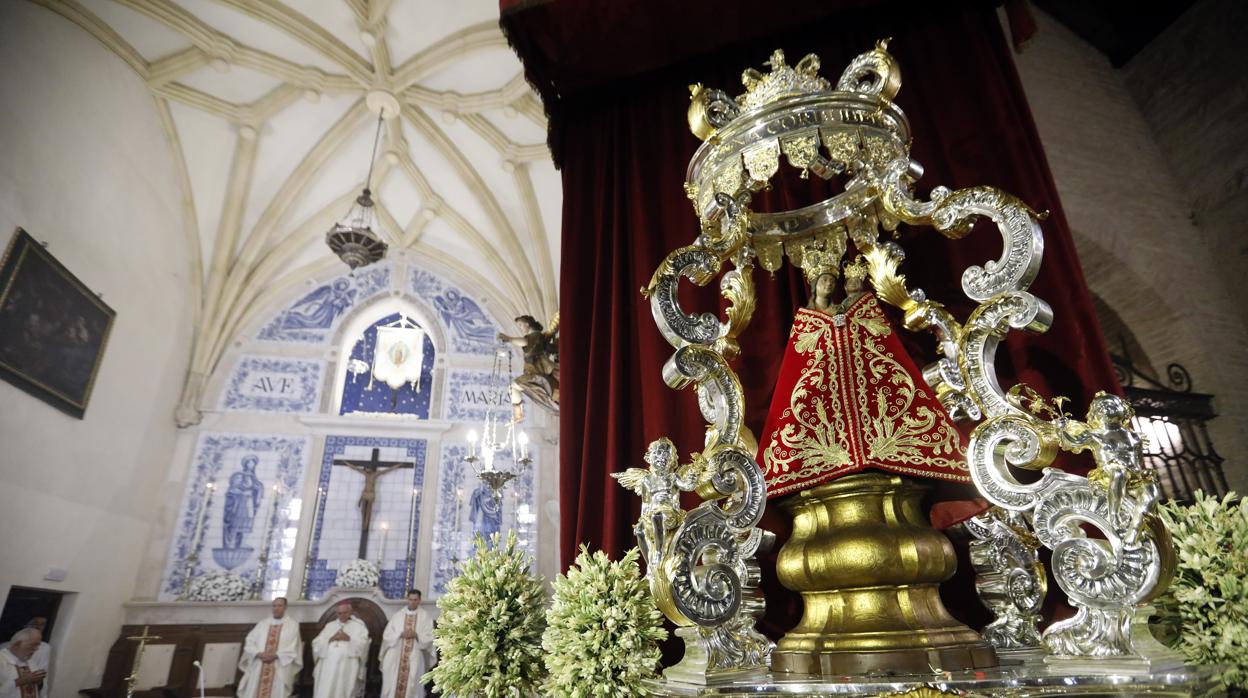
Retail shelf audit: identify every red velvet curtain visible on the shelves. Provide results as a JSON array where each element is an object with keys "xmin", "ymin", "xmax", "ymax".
[{"xmin": 504, "ymin": 0, "xmax": 1117, "ymax": 635}]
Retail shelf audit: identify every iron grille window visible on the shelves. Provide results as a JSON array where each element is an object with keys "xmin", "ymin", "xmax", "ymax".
[{"xmin": 1111, "ymin": 353, "xmax": 1229, "ymax": 504}]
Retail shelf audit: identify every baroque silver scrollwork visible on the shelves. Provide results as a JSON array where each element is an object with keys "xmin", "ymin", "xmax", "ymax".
[
  {"xmin": 628, "ymin": 40, "xmax": 1182, "ymax": 683},
  {"xmin": 966, "ymin": 393, "xmax": 1179, "ymax": 668},
  {"xmin": 615, "ymin": 438, "xmax": 773, "ymax": 683},
  {"xmin": 963, "ymin": 508, "xmax": 1046, "ymax": 653},
  {"xmin": 646, "ymin": 245, "xmax": 725, "ymax": 348}
]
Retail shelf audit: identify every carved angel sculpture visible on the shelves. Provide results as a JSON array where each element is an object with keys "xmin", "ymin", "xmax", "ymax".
[
  {"xmin": 1054, "ymin": 392, "xmax": 1159, "ymax": 542},
  {"xmin": 499, "ymin": 313, "xmax": 559, "ymax": 415},
  {"xmin": 613, "ymin": 438, "xmax": 712, "ymax": 568}
]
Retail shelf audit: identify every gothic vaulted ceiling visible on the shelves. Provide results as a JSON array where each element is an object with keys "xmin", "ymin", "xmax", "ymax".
[{"xmin": 35, "ymin": 0, "xmax": 559, "ymax": 403}]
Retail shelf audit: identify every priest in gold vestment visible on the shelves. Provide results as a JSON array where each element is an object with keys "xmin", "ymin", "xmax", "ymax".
[
  {"xmin": 237, "ymin": 597, "xmax": 302, "ymax": 698},
  {"xmin": 379, "ymin": 590, "xmax": 434, "ymax": 698}
]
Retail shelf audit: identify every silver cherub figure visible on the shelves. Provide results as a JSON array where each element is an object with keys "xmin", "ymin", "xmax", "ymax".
[
  {"xmin": 613, "ymin": 438, "xmax": 685, "ymax": 569},
  {"xmin": 1055, "ymin": 392, "xmax": 1160, "ymax": 543}
]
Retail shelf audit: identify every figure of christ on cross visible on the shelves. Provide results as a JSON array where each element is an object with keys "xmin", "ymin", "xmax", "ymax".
[{"xmin": 332, "ymin": 448, "xmax": 415, "ymax": 559}]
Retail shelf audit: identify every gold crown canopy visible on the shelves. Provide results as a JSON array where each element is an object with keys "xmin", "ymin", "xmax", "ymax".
[{"xmin": 684, "ymin": 40, "xmax": 911, "ymax": 278}]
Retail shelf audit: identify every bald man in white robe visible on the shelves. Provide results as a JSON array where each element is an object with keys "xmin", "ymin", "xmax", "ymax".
[
  {"xmin": 237, "ymin": 598, "xmax": 302, "ymax": 698},
  {"xmin": 0, "ymin": 630, "xmax": 47, "ymax": 698},
  {"xmin": 379, "ymin": 590, "xmax": 434, "ymax": 698},
  {"xmin": 311, "ymin": 602, "xmax": 370, "ymax": 698}
]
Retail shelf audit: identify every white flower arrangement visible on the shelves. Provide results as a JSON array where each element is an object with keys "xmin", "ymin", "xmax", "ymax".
[
  {"xmin": 1158, "ymin": 490, "xmax": 1248, "ymax": 691},
  {"xmin": 426, "ymin": 531, "xmax": 546, "ymax": 698},
  {"xmin": 543, "ymin": 546, "xmax": 667, "ymax": 697},
  {"xmin": 336, "ymin": 558, "xmax": 380, "ymax": 589},
  {"xmin": 186, "ymin": 571, "xmax": 248, "ymax": 602}
]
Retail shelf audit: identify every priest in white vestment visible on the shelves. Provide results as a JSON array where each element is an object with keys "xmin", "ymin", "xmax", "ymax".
[
  {"xmin": 0, "ymin": 619, "xmax": 50, "ymax": 681},
  {"xmin": 312, "ymin": 601, "xmax": 370, "ymax": 698},
  {"xmin": 379, "ymin": 590, "xmax": 435, "ymax": 698},
  {"xmin": 0, "ymin": 629, "xmax": 47, "ymax": 698},
  {"xmin": 237, "ymin": 597, "xmax": 302, "ymax": 698}
]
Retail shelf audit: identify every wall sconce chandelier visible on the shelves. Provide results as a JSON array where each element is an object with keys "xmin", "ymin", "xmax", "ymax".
[
  {"xmin": 463, "ymin": 347, "xmax": 531, "ymax": 502},
  {"xmin": 326, "ymin": 106, "xmax": 389, "ymax": 270}
]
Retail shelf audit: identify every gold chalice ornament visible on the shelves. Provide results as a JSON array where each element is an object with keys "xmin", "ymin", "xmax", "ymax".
[{"xmin": 619, "ymin": 40, "xmax": 1180, "ymax": 684}]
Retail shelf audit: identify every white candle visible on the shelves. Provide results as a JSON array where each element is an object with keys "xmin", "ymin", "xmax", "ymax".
[
  {"xmin": 466, "ymin": 430, "xmax": 478, "ymax": 458},
  {"xmin": 378, "ymin": 522, "xmax": 389, "ymax": 566}
]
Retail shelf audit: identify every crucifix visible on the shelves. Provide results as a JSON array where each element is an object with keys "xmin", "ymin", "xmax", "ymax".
[
  {"xmin": 332, "ymin": 448, "xmax": 415, "ymax": 559},
  {"xmin": 124, "ymin": 626, "xmax": 161, "ymax": 698}
]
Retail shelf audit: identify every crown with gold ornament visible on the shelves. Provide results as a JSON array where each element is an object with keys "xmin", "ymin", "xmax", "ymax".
[
  {"xmin": 799, "ymin": 242, "xmax": 844, "ymax": 284},
  {"xmin": 738, "ymin": 50, "xmax": 831, "ymax": 112},
  {"xmin": 685, "ymin": 40, "xmax": 912, "ymax": 276},
  {"xmin": 843, "ymin": 256, "xmax": 868, "ymax": 284}
]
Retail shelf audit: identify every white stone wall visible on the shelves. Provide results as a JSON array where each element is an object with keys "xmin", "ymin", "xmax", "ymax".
[
  {"xmin": 1010, "ymin": 8, "xmax": 1248, "ymax": 493},
  {"xmin": 0, "ymin": 3, "xmax": 195, "ymax": 695}
]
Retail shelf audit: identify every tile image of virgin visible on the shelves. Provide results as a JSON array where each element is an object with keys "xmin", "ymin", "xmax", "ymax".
[
  {"xmin": 213, "ymin": 454, "xmax": 263, "ymax": 570},
  {"xmin": 468, "ymin": 481, "xmax": 502, "ymax": 546}
]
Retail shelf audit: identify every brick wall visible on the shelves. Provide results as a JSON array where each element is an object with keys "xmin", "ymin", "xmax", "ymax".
[
  {"xmin": 1010, "ymin": 8, "xmax": 1248, "ymax": 492},
  {"xmin": 1123, "ymin": 0, "xmax": 1248, "ymax": 317}
]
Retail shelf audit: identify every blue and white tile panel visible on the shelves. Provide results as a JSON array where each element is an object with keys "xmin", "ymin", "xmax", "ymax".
[
  {"xmin": 428, "ymin": 442, "xmax": 537, "ymax": 596},
  {"xmin": 257, "ymin": 265, "xmax": 391, "ymax": 344},
  {"xmin": 443, "ymin": 369, "xmax": 509, "ymax": 422},
  {"xmin": 219, "ymin": 355, "xmax": 325, "ymax": 414},
  {"xmin": 306, "ymin": 435, "xmax": 428, "ymax": 600},
  {"xmin": 409, "ymin": 268, "xmax": 500, "ymax": 355},
  {"xmin": 160, "ymin": 432, "xmax": 311, "ymax": 600}
]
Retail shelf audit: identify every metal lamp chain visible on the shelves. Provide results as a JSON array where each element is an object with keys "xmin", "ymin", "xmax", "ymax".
[{"xmin": 363, "ymin": 111, "xmax": 384, "ymax": 194}]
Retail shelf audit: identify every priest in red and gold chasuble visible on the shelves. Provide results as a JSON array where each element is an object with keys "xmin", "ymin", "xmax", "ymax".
[{"xmin": 759, "ymin": 259, "xmax": 969, "ymax": 499}]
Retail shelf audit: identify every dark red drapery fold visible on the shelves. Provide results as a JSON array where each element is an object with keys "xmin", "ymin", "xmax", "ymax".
[{"xmin": 505, "ymin": 0, "xmax": 1117, "ymax": 635}]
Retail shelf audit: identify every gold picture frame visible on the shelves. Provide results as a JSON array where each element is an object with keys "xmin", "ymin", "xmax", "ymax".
[{"xmin": 0, "ymin": 227, "xmax": 115, "ymax": 418}]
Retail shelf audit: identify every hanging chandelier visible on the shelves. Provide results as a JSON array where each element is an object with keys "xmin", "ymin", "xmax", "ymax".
[
  {"xmin": 463, "ymin": 347, "xmax": 531, "ymax": 502},
  {"xmin": 326, "ymin": 109, "xmax": 388, "ymax": 270}
]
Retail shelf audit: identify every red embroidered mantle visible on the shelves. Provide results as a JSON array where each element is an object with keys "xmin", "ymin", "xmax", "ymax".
[{"xmin": 758, "ymin": 294, "xmax": 970, "ymax": 498}]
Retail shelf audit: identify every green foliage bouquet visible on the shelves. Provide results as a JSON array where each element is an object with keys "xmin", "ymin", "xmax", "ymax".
[
  {"xmin": 1158, "ymin": 490, "xmax": 1248, "ymax": 691},
  {"xmin": 425, "ymin": 531, "xmax": 546, "ymax": 697},
  {"xmin": 543, "ymin": 547, "xmax": 667, "ymax": 697}
]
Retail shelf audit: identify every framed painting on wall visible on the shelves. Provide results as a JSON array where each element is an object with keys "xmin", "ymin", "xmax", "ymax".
[{"xmin": 0, "ymin": 227, "xmax": 115, "ymax": 418}]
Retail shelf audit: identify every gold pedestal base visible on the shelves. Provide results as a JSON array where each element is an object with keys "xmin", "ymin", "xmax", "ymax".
[{"xmin": 773, "ymin": 473, "xmax": 997, "ymax": 675}]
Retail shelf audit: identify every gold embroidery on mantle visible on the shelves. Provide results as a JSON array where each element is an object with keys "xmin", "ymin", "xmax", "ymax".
[{"xmin": 763, "ymin": 295, "xmax": 967, "ymax": 496}]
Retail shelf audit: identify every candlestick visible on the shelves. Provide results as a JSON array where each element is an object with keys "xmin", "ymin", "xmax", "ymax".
[
  {"xmin": 266, "ymin": 484, "xmax": 281, "ymax": 545},
  {"xmin": 254, "ymin": 483, "xmax": 282, "ymax": 599},
  {"xmin": 300, "ymin": 485, "xmax": 326, "ymax": 600},
  {"xmin": 454, "ymin": 487, "xmax": 465, "ymax": 558},
  {"xmin": 378, "ymin": 522, "xmax": 389, "ymax": 568},
  {"xmin": 180, "ymin": 481, "xmax": 215, "ymax": 600},
  {"xmin": 191, "ymin": 482, "xmax": 214, "ymax": 552},
  {"xmin": 405, "ymin": 486, "xmax": 419, "ymax": 591}
]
